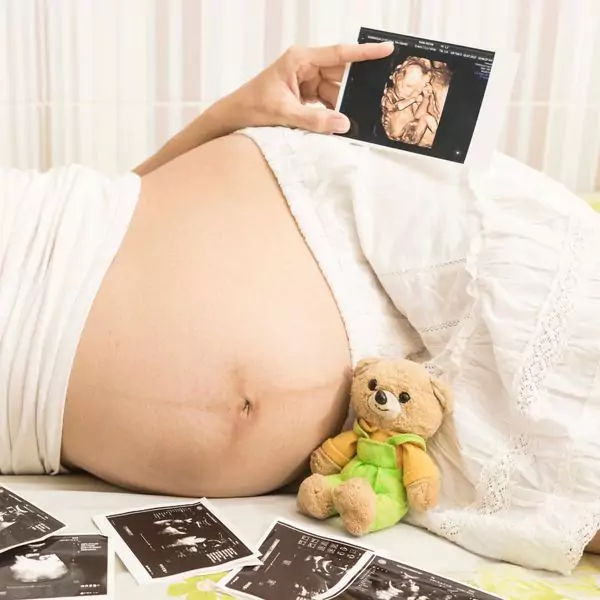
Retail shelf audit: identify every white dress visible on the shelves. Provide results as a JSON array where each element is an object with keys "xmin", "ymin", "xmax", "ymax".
[{"xmin": 242, "ymin": 126, "xmax": 600, "ymax": 574}]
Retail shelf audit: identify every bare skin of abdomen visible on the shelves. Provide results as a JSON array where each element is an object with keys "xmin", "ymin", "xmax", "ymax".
[{"xmin": 61, "ymin": 134, "xmax": 352, "ymax": 497}]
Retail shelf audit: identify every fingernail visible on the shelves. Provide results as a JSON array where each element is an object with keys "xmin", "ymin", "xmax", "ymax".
[
  {"xmin": 331, "ymin": 113, "xmax": 350, "ymax": 133},
  {"xmin": 380, "ymin": 41, "xmax": 394, "ymax": 49}
]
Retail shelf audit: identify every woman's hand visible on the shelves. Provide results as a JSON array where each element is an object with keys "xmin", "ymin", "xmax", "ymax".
[
  {"xmin": 227, "ymin": 42, "xmax": 394, "ymax": 135},
  {"xmin": 135, "ymin": 42, "xmax": 393, "ymax": 175}
]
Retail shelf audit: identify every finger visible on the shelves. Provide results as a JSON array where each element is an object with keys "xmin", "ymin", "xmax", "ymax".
[
  {"xmin": 300, "ymin": 79, "xmax": 320, "ymax": 103},
  {"xmin": 320, "ymin": 65, "xmax": 345, "ymax": 82},
  {"xmin": 317, "ymin": 79, "xmax": 340, "ymax": 109},
  {"xmin": 286, "ymin": 106, "xmax": 350, "ymax": 135},
  {"xmin": 307, "ymin": 41, "xmax": 394, "ymax": 68}
]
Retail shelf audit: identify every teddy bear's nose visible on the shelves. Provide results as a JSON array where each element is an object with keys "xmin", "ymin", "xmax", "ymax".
[{"xmin": 375, "ymin": 390, "xmax": 388, "ymax": 405}]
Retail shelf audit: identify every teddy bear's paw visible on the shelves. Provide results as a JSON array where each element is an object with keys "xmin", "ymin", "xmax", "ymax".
[
  {"xmin": 407, "ymin": 478, "xmax": 440, "ymax": 512},
  {"xmin": 310, "ymin": 448, "xmax": 342, "ymax": 476},
  {"xmin": 332, "ymin": 478, "xmax": 376, "ymax": 536},
  {"xmin": 297, "ymin": 474, "xmax": 336, "ymax": 520}
]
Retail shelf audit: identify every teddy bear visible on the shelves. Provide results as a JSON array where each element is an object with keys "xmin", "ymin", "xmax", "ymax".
[{"xmin": 297, "ymin": 357, "xmax": 452, "ymax": 536}]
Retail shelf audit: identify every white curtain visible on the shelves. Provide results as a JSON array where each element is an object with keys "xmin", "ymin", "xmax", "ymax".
[{"xmin": 1, "ymin": 0, "xmax": 599, "ymax": 193}]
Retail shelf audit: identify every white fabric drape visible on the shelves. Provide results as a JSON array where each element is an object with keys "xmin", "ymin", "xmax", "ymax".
[{"xmin": 1, "ymin": 0, "xmax": 599, "ymax": 192}]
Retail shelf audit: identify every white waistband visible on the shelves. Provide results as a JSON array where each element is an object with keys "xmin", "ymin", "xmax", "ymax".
[{"xmin": 0, "ymin": 165, "xmax": 141, "ymax": 474}]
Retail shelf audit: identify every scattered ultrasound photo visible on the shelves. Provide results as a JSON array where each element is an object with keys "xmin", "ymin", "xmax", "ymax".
[
  {"xmin": 220, "ymin": 521, "xmax": 373, "ymax": 600},
  {"xmin": 0, "ymin": 487, "xmax": 65, "ymax": 555},
  {"xmin": 0, "ymin": 534, "xmax": 111, "ymax": 599},
  {"xmin": 336, "ymin": 28, "xmax": 495, "ymax": 163},
  {"xmin": 334, "ymin": 555, "xmax": 501, "ymax": 600},
  {"xmin": 95, "ymin": 499, "xmax": 257, "ymax": 583}
]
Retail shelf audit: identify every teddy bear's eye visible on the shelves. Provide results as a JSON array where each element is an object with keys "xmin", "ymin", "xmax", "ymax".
[
  {"xmin": 368, "ymin": 378, "xmax": 378, "ymax": 391},
  {"xmin": 399, "ymin": 392, "xmax": 411, "ymax": 404}
]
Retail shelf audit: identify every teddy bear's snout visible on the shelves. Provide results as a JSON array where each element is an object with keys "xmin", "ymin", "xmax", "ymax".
[{"xmin": 367, "ymin": 389, "xmax": 403, "ymax": 419}]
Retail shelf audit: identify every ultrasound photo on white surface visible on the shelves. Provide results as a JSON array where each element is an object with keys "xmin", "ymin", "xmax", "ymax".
[
  {"xmin": 219, "ymin": 520, "xmax": 373, "ymax": 600},
  {"xmin": 94, "ymin": 499, "xmax": 259, "ymax": 584},
  {"xmin": 0, "ymin": 487, "xmax": 65, "ymax": 555},
  {"xmin": 334, "ymin": 555, "xmax": 501, "ymax": 600},
  {"xmin": 0, "ymin": 534, "xmax": 112, "ymax": 599}
]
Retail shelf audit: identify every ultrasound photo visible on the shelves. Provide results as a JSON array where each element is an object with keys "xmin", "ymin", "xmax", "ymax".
[
  {"xmin": 93, "ymin": 499, "xmax": 258, "ymax": 584},
  {"xmin": 336, "ymin": 28, "xmax": 496, "ymax": 164},
  {"xmin": 0, "ymin": 487, "xmax": 65, "ymax": 555},
  {"xmin": 334, "ymin": 555, "xmax": 501, "ymax": 600},
  {"xmin": 219, "ymin": 521, "xmax": 373, "ymax": 600},
  {"xmin": 0, "ymin": 534, "xmax": 111, "ymax": 599}
]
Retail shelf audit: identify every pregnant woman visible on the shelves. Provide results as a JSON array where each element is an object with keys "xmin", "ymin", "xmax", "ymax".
[{"xmin": 2, "ymin": 41, "xmax": 600, "ymax": 574}]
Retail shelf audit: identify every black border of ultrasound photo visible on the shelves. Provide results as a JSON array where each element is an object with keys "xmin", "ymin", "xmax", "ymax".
[
  {"xmin": 93, "ymin": 498, "xmax": 260, "ymax": 585},
  {"xmin": 336, "ymin": 28, "xmax": 519, "ymax": 171}
]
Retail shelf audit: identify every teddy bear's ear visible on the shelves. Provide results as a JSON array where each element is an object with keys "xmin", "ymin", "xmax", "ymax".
[
  {"xmin": 354, "ymin": 358, "xmax": 379, "ymax": 375},
  {"xmin": 430, "ymin": 377, "xmax": 453, "ymax": 413}
]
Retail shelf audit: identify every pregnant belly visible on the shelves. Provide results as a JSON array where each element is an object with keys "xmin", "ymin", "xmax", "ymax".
[{"xmin": 62, "ymin": 134, "xmax": 351, "ymax": 497}]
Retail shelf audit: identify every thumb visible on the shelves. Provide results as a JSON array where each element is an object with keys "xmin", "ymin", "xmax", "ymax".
[{"xmin": 288, "ymin": 106, "xmax": 350, "ymax": 134}]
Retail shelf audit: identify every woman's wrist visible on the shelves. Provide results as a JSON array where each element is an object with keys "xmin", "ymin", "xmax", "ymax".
[{"xmin": 190, "ymin": 92, "xmax": 248, "ymax": 142}]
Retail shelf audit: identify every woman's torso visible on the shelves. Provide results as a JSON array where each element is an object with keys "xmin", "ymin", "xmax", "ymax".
[{"xmin": 61, "ymin": 134, "xmax": 352, "ymax": 496}]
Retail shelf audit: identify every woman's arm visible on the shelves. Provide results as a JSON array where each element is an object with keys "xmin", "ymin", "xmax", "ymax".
[
  {"xmin": 134, "ymin": 42, "xmax": 394, "ymax": 176},
  {"xmin": 133, "ymin": 95, "xmax": 238, "ymax": 176}
]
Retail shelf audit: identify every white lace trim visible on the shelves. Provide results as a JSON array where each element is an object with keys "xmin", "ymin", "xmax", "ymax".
[
  {"xmin": 421, "ymin": 314, "xmax": 472, "ymax": 334},
  {"xmin": 464, "ymin": 222, "xmax": 585, "ymax": 516},
  {"xmin": 381, "ymin": 258, "xmax": 467, "ymax": 277},
  {"xmin": 466, "ymin": 220, "xmax": 585, "ymax": 518},
  {"xmin": 513, "ymin": 225, "xmax": 585, "ymax": 414}
]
